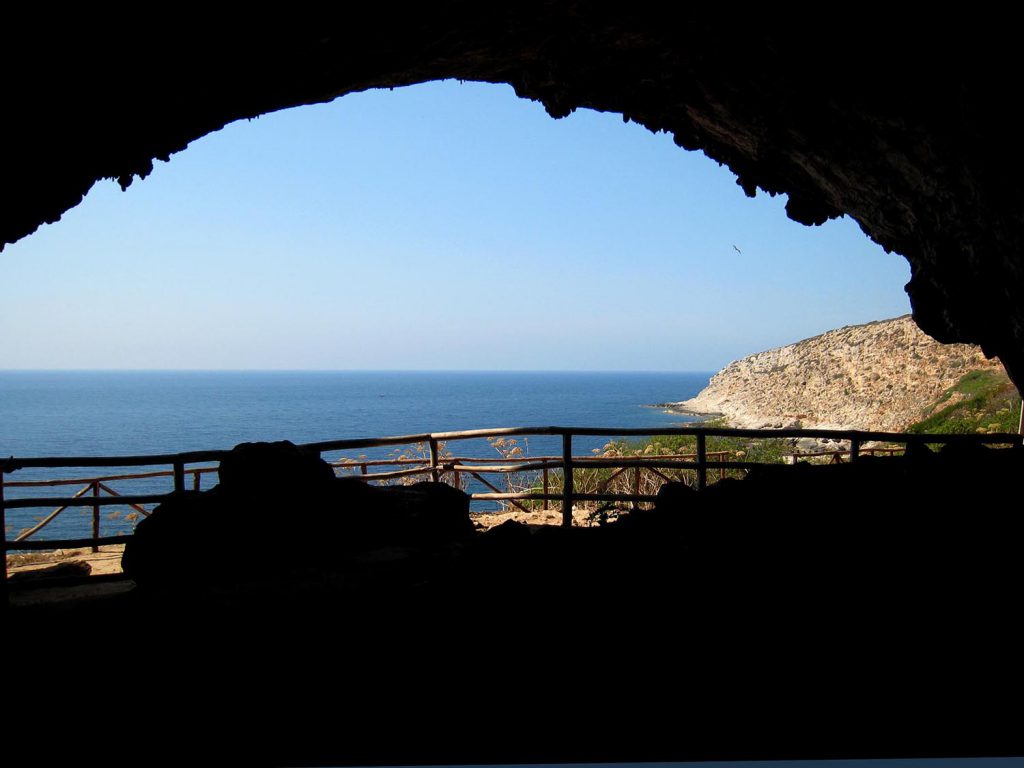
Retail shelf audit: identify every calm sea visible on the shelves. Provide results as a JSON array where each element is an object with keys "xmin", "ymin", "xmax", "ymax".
[{"xmin": 1, "ymin": 370, "xmax": 709, "ymax": 541}]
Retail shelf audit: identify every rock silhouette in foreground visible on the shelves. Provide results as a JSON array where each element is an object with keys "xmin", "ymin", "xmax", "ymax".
[
  {"xmin": 19, "ymin": 439, "xmax": 1022, "ymax": 765},
  {"xmin": 121, "ymin": 440, "xmax": 474, "ymax": 589}
]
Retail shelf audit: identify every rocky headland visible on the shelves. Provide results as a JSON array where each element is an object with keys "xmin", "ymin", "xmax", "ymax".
[{"xmin": 671, "ymin": 315, "xmax": 1005, "ymax": 432}]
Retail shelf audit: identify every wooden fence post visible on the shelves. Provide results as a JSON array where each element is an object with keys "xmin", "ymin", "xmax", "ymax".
[
  {"xmin": 632, "ymin": 466, "xmax": 641, "ymax": 511},
  {"xmin": 192, "ymin": 470, "xmax": 201, "ymax": 491},
  {"xmin": 562, "ymin": 433, "xmax": 573, "ymax": 528},
  {"xmin": 1, "ymin": 470, "xmax": 7, "ymax": 596},
  {"xmin": 173, "ymin": 461, "xmax": 185, "ymax": 493},
  {"xmin": 542, "ymin": 466, "xmax": 549, "ymax": 510},
  {"xmin": 849, "ymin": 438, "xmax": 861, "ymax": 463},
  {"xmin": 91, "ymin": 481, "xmax": 100, "ymax": 553},
  {"xmin": 428, "ymin": 439, "xmax": 440, "ymax": 483},
  {"xmin": 696, "ymin": 432, "xmax": 707, "ymax": 491}
]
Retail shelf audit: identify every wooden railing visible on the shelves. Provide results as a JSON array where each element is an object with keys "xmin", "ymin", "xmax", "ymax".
[
  {"xmin": 330, "ymin": 450, "xmax": 732, "ymax": 515},
  {"xmin": 4, "ymin": 425, "xmax": 1021, "ymax": 588},
  {"xmin": 3, "ymin": 466, "xmax": 221, "ymax": 552},
  {"xmin": 1, "ymin": 449, "xmax": 733, "ymax": 550}
]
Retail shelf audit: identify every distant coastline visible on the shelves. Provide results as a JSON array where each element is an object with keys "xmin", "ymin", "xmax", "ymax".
[{"xmin": 650, "ymin": 401, "xmax": 722, "ymax": 418}]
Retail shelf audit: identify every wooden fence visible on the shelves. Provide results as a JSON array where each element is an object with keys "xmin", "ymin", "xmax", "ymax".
[
  {"xmin": 3, "ymin": 465, "xmax": 220, "ymax": 553},
  {"xmin": 4, "ymin": 425, "xmax": 1021, "ymax": 589}
]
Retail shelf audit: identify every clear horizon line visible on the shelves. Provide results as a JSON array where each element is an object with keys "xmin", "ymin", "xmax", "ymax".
[{"xmin": 0, "ymin": 367, "xmax": 717, "ymax": 374}]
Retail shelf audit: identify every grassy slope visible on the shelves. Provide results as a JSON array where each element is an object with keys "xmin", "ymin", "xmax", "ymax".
[
  {"xmin": 620, "ymin": 425, "xmax": 793, "ymax": 464},
  {"xmin": 907, "ymin": 368, "xmax": 1022, "ymax": 434}
]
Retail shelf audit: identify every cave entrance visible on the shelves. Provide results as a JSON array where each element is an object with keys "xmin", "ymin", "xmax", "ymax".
[
  {"xmin": 3, "ymin": 80, "xmax": 910, "ymax": 372},
  {"xmin": 3, "ymin": 78, "xmax": 945, "ymax": 549}
]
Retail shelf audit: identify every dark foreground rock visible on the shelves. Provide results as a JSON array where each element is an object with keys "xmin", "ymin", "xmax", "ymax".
[
  {"xmin": 121, "ymin": 440, "xmax": 474, "ymax": 590},
  {"xmin": 10, "ymin": 441, "xmax": 1023, "ymax": 766}
]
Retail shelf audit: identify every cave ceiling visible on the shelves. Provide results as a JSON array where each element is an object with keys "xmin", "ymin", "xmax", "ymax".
[{"xmin": 5, "ymin": 12, "xmax": 1023, "ymax": 388}]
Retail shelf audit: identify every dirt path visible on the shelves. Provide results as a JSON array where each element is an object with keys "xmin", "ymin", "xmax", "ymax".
[
  {"xmin": 7, "ymin": 544, "xmax": 126, "ymax": 578},
  {"xmin": 471, "ymin": 506, "xmax": 603, "ymax": 529}
]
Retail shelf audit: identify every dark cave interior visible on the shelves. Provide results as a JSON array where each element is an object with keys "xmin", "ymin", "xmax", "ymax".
[{"xmin": 5, "ymin": 12, "xmax": 1024, "ymax": 766}]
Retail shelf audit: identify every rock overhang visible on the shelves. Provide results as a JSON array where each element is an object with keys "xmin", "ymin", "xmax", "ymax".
[{"xmin": 4, "ymin": 15, "xmax": 1023, "ymax": 388}]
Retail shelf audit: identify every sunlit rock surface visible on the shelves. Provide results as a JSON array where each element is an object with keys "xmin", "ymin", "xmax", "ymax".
[{"xmin": 674, "ymin": 315, "xmax": 1006, "ymax": 431}]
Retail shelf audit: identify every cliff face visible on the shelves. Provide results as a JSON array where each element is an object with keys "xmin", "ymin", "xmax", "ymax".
[{"xmin": 675, "ymin": 316, "xmax": 1004, "ymax": 431}]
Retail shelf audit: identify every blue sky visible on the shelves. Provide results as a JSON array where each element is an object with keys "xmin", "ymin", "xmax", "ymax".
[{"xmin": 2, "ymin": 81, "xmax": 911, "ymax": 371}]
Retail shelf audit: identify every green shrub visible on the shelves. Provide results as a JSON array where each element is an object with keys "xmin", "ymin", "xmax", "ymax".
[{"xmin": 908, "ymin": 369, "xmax": 1021, "ymax": 434}]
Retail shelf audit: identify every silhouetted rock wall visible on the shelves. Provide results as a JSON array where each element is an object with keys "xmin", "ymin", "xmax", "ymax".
[{"xmin": 4, "ymin": 17, "xmax": 1024, "ymax": 387}]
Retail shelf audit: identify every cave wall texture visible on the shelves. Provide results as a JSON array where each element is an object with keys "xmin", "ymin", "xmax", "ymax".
[{"xmin": 5, "ymin": 11, "xmax": 1023, "ymax": 389}]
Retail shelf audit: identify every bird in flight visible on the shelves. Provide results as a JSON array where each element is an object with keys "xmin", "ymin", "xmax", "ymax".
[{"xmin": 732, "ymin": 244, "xmax": 743, "ymax": 255}]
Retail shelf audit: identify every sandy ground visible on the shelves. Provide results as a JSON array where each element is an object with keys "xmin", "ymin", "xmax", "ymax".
[
  {"xmin": 6, "ymin": 545, "xmax": 133, "ymax": 607},
  {"xmin": 7, "ymin": 543, "xmax": 127, "ymax": 578},
  {"xmin": 471, "ymin": 505, "xmax": 615, "ymax": 529}
]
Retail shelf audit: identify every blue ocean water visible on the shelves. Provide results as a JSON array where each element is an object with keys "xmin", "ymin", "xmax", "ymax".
[{"xmin": 1, "ymin": 370, "xmax": 710, "ymax": 541}]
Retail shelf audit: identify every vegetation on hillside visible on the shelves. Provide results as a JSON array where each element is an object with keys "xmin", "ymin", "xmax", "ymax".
[
  {"xmin": 619, "ymin": 422, "xmax": 794, "ymax": 466},
  {"xmin": 907, "ymin": 369, "xmax": 1022, "ymax": 434}
]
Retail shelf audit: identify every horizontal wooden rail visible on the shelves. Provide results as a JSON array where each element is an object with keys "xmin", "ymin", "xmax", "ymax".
[
  {"xmin": 303, "ymin": 433, "xmax": 437, "ymax": 453},
  {"xmin": 443, "ymin": 455, "xmax": 563, "ymax": 463},
  {"xmin": 5, "ymin": 428, "xmax": 1016, "ymax": 475},
  {"xmin": 3, "ymin": 450, "xmax": 228, "ymax": 471},
  {"xmin": 3, "ymin": 494, "xmax": 171, "ymax": 510},
  {"xmin": 357, "ymin": 466, "xmax": 433, "ymax": 481},
  {"xmin": 466, "ymin": 471, "xmax": 533, "ymax": 515},
  {"xmin": 3, "ymin": 466, "xmax": 219, "ymax": 488},
  {"xmin": 332, "ymin": 457, "xmax": 431, "ymax": 467},
  {"xmin": 13, "ymin": 484, "xmax": 93, "ymax": 541},
  {"xmin": 441, "ymin": 452, "xmax": 727, "ymax": 469},
  {"xmin": 444, "ymin": 458, "xmax": 721, "ymax": 473},
  {"xmin": 447, "ymin": 461, "xmax": 558, "ymax": 474},
  {"xmin": 425, "ymin": 426, "xmax": 562, "ymax": 441}
]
